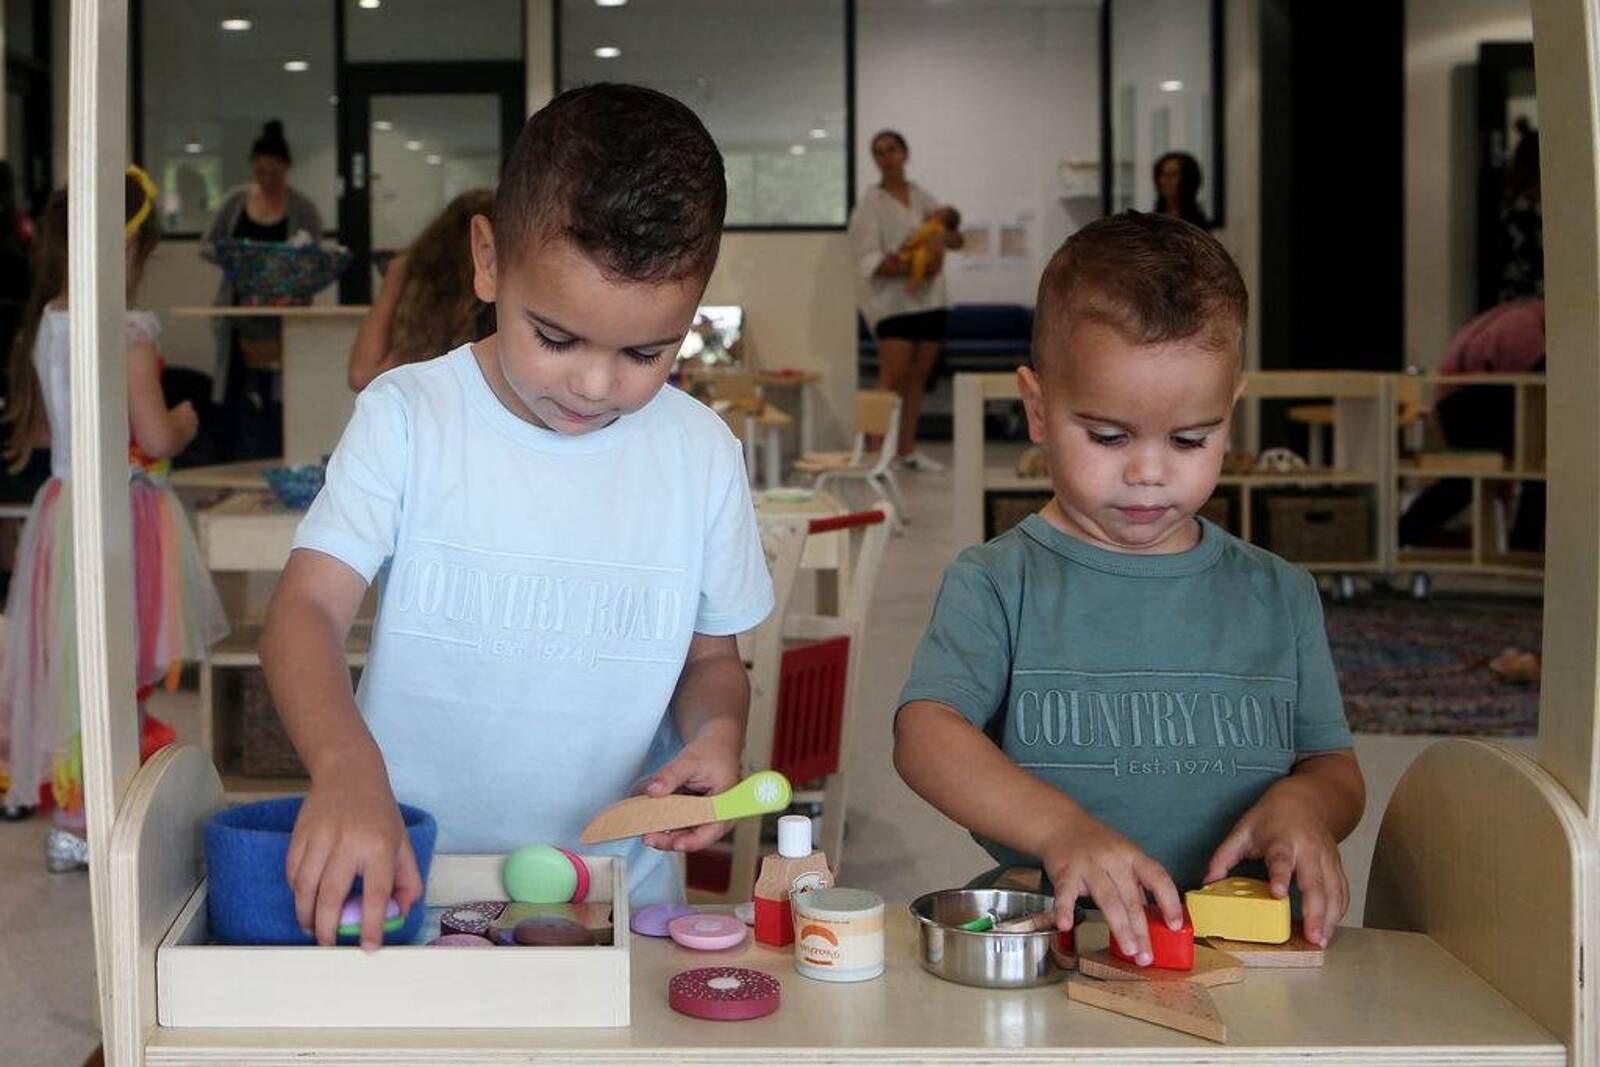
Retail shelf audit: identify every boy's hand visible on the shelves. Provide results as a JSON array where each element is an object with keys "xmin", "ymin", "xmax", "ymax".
[
  {"xmin": 1042, "ymin": 814, "xmax": 1183, "ymax": 967},
  {"xmin": 1203, "ymin": 787, "xmax": 1349, "ymax": 948},
  {"xmin": 286, "ymin": 754, "xmax": 423, "ymax": 950},
  {"xmin": 638, "ymin": 730, "xmax": 742, "ymax": 854}
]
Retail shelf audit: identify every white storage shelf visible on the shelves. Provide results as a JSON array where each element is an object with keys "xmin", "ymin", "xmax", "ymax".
[{"xmin": 157, "ymin": 853, "xmax": 632, "ymax": 1029}]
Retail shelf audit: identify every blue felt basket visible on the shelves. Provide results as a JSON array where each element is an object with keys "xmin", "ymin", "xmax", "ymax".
[{"xmin": 203, "ymin": 796, "xmax": 438, "ymax": 945}]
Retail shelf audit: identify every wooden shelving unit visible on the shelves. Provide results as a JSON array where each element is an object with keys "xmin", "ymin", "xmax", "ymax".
[{"xmin": 1391, "ymin": 373, "xmax": 1546, "ymax": 586}]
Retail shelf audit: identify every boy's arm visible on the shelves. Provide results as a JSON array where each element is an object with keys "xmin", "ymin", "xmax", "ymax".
[
  {"xmin": 347, "ymin": 252, "xmax": 407, "ymax": 392},
  {"xmin": 1203, "ymin": 749, "xmax": 1364, "ymax": 948},
  {"xmin": 638, "ymin": 632, "xmax": 750, "ymax": 852},
  {"xmin": 895, "ymin": 700, "xmax": 1183, "ymax": 965},
  {"xmin": 261, "ymin": 549, "xmax": 422, "ymax": 949}
]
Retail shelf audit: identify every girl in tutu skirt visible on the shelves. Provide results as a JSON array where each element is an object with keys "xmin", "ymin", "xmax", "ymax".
[{"xmin": 0, "ymin": 168, "xmax": 228, "ymax": 866}]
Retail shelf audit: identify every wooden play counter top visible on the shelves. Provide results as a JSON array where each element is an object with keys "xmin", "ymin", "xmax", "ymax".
[{"xmin": 140, "ymin": 916, "xmax": 1558, "ymax": 1064}]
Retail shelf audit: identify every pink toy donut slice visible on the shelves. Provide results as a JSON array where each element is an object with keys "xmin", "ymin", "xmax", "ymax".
[
  {"xmin": 439, "ymin": 900, "xmax": 508, "ymax": 937},
  {"xmin": 429, "ymin": 933, "xmax": 495, "ymax": 947},
  {"xmin": 668, "ymin": 913, "xmax": 747, "ymax": 951},
  {"xmin": 555, "ymin": 846, "xmax": 591, "ymax": 903},
  {"xmin": 669, "ymin": 967, "xmax": 781, "ymax": 1021}
]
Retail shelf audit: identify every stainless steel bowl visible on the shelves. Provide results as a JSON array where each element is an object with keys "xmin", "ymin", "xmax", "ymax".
[{"xmin": 909, "ymin": 888, "xmax": 1065, "ymax": 989}]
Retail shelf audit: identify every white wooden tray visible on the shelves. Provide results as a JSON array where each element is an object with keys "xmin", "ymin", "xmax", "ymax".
[{"xmin": 156, "ymin": 853, "xmax": 631, "ymax": 1028}]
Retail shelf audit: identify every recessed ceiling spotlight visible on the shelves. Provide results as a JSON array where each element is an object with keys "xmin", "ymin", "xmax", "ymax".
[
  {"xmin": 284, "ymin": 59, "xmax": 310, "ymax": 72},
  {"xmin": 426, "ymin": 154, "xmax": 443, "ymax": 165},
  {"xmin": 594, "ymin": 45, "xmax": 622, "ymax": 59},
  {"xmin": 405, "ymin": 140, "xmax": 423, "ymax": 151},
  {"xmin": 1160, "ymin": 79, "xmax": 1184, "ymax": 92},
  {"xmin": 220, "ymin": 17, "xmax": 252, "ymax": 32},
  {"xmin": 359, "ymin": 0, "xmax": 381, "ymax": 9},
  {"xmin": 596, "ymin": 0, "xmax": 628, "ymax": 6},
  {"xmin": 809, "ymin": 128, "xmax": 827, "ymax": 140},
  {"xmin": 185, "ymin": 141, "xmax": 203, "ymax": 154},
  {"xmin": 373, "ymin": 120, "xmax": 394, "ymax": 131},
  {"xmin": 789, "ymin": 144, "xmax": 807, "ymax": 156}
]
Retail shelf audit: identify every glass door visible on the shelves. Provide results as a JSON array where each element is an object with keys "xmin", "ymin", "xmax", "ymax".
[{"xmin": 338, "ymin": 64, "xmax": 523, "ymax": 303}]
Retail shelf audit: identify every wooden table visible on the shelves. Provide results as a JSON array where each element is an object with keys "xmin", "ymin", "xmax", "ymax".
[
  {"xmin": 170, "ymin": 306, "xmax": 368, "ymax": 466},
  {"xmin": 140, "ymin": 915, "xmax": 1560, "ymax": 1064}
]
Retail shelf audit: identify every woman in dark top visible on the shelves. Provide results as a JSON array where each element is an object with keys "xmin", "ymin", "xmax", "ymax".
[
  {"xmin": 200, "ymin": 119, "xmax": 323, "ymax": 460},
  {"xmin": 1151, "ymin": 151, "xmax": 1213, "ymax": 230}
]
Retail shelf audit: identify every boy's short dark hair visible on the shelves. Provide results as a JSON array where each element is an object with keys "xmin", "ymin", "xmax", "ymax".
[
  {"xmin": 1033, "ymin": 211, "xmax": 1247, "ymax": 369},
  {"xmin": 940, "ymin": 205, "xmax": 963, "ymax": 230},
  {"xmin": 494, "ymin": 83, "xmax": 726, "ymax": 284}
]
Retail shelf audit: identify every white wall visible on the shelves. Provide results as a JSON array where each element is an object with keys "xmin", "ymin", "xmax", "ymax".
[
  {"xmin": 855, "ymin": 0, "xmax": 1101, "ymax": 306},
  {"xmin": 1406, "ymin": 0, "xmax": 1533, "ymax": 370}
]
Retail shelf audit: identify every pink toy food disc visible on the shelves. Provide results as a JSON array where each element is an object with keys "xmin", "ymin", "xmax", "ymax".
[
  {"xmin": 669, "ymin": 913, "xmax": 747, "ymax": 951},
  {"xmin": 429, "ymin": 933, "xmax": 495, "ymax": 947},
  {"xmin": 555, "ymin": 846, "xmax": 591, "ymax": 903},
  {"xmin": 631, "ymin": 902, "xmax": 699, "ymax": 938},
  {"xmin": 439, "ymin": 900, "xmax": 508, "ymax": 937},
  {"xmin": 669, "ymin": 967, "xmax": 780, "ymax": 1021}
]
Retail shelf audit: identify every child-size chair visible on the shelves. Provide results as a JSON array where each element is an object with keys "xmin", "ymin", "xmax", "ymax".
[{"xmin": 792, "ymin": 391, "xmax": 906, "ymax": 529}]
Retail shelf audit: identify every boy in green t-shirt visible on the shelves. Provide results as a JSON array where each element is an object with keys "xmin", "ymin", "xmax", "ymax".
[{"xmin": 894, "ymin": 213, "xmax": 1364, "ymax": 967}]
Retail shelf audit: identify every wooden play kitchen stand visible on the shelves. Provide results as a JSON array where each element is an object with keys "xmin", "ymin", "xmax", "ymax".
[{"xmin": 62, "ymin": 0, "xmax": 1600, "ymax": 1061}]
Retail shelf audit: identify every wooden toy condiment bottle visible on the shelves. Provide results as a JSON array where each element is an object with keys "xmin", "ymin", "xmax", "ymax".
[{"xmin": 753, "ymin": 815, "xmax": 833, "ymax": 947}]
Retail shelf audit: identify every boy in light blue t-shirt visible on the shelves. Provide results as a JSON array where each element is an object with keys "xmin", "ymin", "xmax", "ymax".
[
  {"xmin": 895, "ymin": 213, "xmax": 1364, "ymax": 967},
  {"xmin": 262, "ymin": 85, "xmax": 774, "ymax": 947}
]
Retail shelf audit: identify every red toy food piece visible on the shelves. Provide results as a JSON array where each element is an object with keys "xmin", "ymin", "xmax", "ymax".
[
  {"xmin": 555, "ymin": 846, "xmax": 591, "ymax": 903},
  {"xmin": 439, "ymin": 900, "xmax": 508, "ymax": 937},
  {"xmin": 668, "ymin": 967, "xmax": 782, "ymax": 1021},
  {"xmin": 1108, "ymin": 905, "xmax": 1194, "ymax": 971}
]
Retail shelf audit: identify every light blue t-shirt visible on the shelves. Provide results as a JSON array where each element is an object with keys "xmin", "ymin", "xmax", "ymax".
[{"xmin": 293, "ymin": 345, "xmax": 774, "ymax": 906}]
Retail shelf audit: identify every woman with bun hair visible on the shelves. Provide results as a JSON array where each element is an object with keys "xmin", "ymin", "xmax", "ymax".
[{"xmin": 200, "ymin": 119, "xmax": 324, "ymax": 459}]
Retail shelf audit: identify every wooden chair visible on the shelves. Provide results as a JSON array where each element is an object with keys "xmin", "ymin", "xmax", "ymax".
[
  {"xmin": 702, "ymin": 371, "xmax": 792, "ymax": 488},
  {"xmin": 793, "ymin": 391, "xmax": 906, "ymax": 529},
  {"xmin": 1365, "ymin": 738, "xmax": 1598, "ymax": 1063}
]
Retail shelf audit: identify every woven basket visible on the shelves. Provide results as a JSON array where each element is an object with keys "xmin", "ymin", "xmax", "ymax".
[{"xmin": 214, "ymin": 239, "xmax": 350, "ymax": 305}]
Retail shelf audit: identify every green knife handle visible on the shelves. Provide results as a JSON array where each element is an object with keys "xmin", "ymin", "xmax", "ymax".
[{"xmin": 709, "ymin": 770, "xmax": 792, "ymax": 821}]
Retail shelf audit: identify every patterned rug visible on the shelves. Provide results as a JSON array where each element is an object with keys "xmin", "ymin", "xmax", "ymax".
[{"xmin": 1324, "ymin": 592, "xmax": 1542, "ymax": 736}]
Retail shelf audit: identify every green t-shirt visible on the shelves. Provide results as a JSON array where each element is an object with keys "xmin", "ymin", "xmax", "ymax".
[{"xmin": 899, "ymin": 515, "xmax": 1353, "ymax": 891}]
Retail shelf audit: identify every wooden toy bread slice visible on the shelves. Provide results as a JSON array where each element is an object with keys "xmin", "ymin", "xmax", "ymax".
[
  {"xmin": 1067, "ymin": 975, "xmax": 1227, "ymax": 1043},
  {"xmin": 579, "ymin": 771, "xmax": 792, "ymax": 844},
  {"xmin": 1078, "ymin": 944, "xmax": 1245, "ymax": 987},
  {"xmin": 1204, "ymin": 922, "xmax": 1326, "ymax": 967},
  {"xmin": 1184, "ymin": 877, "xmax": 1290, "ymax": 944}
]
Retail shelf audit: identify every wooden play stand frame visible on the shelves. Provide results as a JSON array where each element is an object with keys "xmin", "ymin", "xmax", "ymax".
[{"xmin": 67, "ymin": 1, "xmax": 1598, "ymax": 1061}]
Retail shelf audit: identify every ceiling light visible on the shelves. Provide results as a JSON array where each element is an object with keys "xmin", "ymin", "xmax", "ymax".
[
  {"xmin": 594, "ymin": 45, "xmax": 622, "ymax": 59},
  {"xmin": 184, "ymin": 141, "xmax": 203, "ymax": 154},
  {"xmin": 1160, "ymin": 79, "xmax": 1184, "ymax": 92},
  {"xmin": 789, "ymin": 144, "xmax": 807, "ymax": 156},
  {"xmin": 220, "ymin": 17, "xmax": 252, "ymax": 32},
  {"xmin": 809, "ymin": 128, "xmax": 827, "ymax": 140},
  {"xmin": 373, "ymin": 120, "xmax": 393, "ymax": 131},
  {"xmin": 405, "ymin": 140, "xmax": 423, "ymax": 151},
  {"xmin": 284, "ymin": 59, "xmax": 310, "ymax": 72},
  {"xmin": 426, "ymin": 154, "xmax": 442, "ymax": 165},
  {"xmin": 359, "ymin": 0, "xmax": 381, "ymax": 8},
  {"xmin": 596, "ymin": 0, "xmax": 628, "ymax": 6}
]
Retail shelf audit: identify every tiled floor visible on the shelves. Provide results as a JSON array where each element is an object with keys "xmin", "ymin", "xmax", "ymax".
[{"xmin": 0, "ymin": 443, "xmax": 1540, "ymax": 1065}]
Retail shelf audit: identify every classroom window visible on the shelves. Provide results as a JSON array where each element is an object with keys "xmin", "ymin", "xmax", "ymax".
[
  {"xmin": 140, "ymin": 0, "xmax": 338, "ymax": 234},
  {"xmin": 557, "ymin": 0, "xmax": 851, "ymax": 229}
]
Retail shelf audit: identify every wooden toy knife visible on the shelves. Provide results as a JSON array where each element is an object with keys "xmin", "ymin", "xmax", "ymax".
[{"xmin": 579, "ymin": 770, "xmax": 793, "ymax": 844}]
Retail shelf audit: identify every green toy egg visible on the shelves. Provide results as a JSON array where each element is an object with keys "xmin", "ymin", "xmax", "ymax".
[{"xmin": 503, "ymin": 844, "xmax": 579, "ymax": 904}]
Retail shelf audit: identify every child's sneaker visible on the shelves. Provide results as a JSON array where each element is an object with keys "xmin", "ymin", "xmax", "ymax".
[
  {"xmin": 897, "ymin": 451, "xmax": 945, "ymax": 472},
  {"xmin": 46, "ymin": 826, "xmax": 89, "ymax": 872}
]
